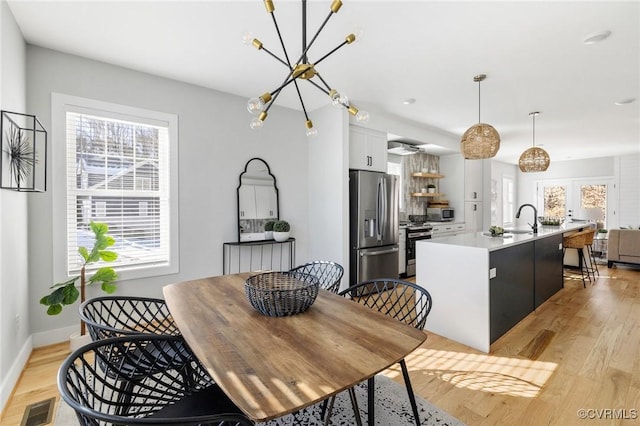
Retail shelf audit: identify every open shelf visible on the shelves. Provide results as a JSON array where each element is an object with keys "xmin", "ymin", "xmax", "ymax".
[
  {"xmin": 411, "ymin": 192, "xmax": 445, "ymax": 198},
  {"xmin": 411, "ymin": 172, "xmax": 444, "ymax": 178}
]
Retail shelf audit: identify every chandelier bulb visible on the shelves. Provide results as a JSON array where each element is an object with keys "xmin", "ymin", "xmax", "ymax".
[
  {"xmin": 355, "ymin": 110, "xmax": 370, "ymax": 123},
  {"xmin": 242, "ymin": 32, "xmax": 252, "ymax": 45},
  {"xmin": 305, "ymin": 120, "xmax": 318, "ymax": 138},
  {"xmin": 247, "ymin": 97, "xmax": 265, "ymax": 115},
  {"xmin": 330, "ymin": 90, "xmax": 349, "ymax": 108},
  {"xmin": 249, "ymin": 117, "xmax": 264, "ymax": 130}
]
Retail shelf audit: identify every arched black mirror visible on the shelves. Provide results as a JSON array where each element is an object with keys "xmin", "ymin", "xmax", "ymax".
[{"xmin": 237, "ymin": 158, "xmax": 279, "ymax": 242}]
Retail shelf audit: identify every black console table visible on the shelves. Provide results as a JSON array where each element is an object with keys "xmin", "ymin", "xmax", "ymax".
[{"xmin": 223, "ymin": 238, "xmax": 296, "ymax": 274}]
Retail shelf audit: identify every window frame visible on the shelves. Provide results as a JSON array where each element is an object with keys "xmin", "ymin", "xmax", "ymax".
[{"xmin": 52, "ymin": 93, "xmax": 179, "ymax": 282}]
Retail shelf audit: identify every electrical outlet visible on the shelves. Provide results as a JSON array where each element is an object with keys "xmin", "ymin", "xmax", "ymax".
[
  {"xmin": 15, "ymin": 314, "xmax": 20, "ymax": 334},
  {"xmin": 489, "ymin": 268, "xmax": 497, "ymax": 279}
]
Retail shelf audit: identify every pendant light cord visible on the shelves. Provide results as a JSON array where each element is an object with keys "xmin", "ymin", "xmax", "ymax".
[
  {"xmin": 532, "ymin": 113, "xmax": 536, "ymax": 147},
  {"xmin": 478, "ymin": 79, "xmax": 481, "ymax": 123}
]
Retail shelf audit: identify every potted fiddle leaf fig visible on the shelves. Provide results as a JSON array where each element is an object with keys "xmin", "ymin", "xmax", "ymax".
[
  {"xmin": 40, "ymin": 221, "xmax": 119, "ymax": 336},
  {"xmin": 272, "ymin": 220, "xmax": 291, "ymax": 242}
]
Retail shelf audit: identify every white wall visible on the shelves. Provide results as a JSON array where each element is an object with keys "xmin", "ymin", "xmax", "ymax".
[
  {"xmin": 307, "ymin": 105, "xmax": 349, "ymax": 288},
  {"xmin": 25, "ymin": 46, "xmax": 309, "ymax": 340},
  {"xmin": 617, "ymin": 154, "xmax": 640, "ymax": 228},
  {"xmin": 0, "ymin": 0, "xmax": 31, "ymax": 412}
]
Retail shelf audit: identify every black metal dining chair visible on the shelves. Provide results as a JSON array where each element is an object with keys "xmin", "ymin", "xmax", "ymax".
[
  {"xmin": 79, "ymin": 296, "xmax": 179, "ymax": 340},
  {"xmin": 58, "ymin": 335, "xmax": 254, "ymax": 426},
  {"xmin": 333, "ymin": 278, "xmax": 433, "ymax": 426},
  {"xmin": 79, "ymin": 296, "xmax": 196, "ymax": 387},
  {"xmin": 289, "ymin": 260, "xmax": 344, "ymax": 293}
]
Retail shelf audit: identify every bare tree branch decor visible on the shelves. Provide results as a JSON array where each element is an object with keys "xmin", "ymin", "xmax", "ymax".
[
  {"xmin": 0, "ymin": 110, "xmax": 47, "ymax": 192},
  {"xmin": 4, "ymin": 125, "xmax": 36, "ymax": 188}
]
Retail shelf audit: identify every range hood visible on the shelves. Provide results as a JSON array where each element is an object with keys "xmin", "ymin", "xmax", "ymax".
[{"xmin": 387, "ymin": 141, "xmax": 425, "ymax": 155}]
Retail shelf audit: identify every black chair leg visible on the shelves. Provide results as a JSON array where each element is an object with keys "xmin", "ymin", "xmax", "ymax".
[
  {"xmin": 348, "ymin": 387, "xmax": 363, "ymax": 426},
  {"xmin": 323, "ymin": 389, "xmax": 362, "ymax": 426},
  {"xmin": 400, "ymin": 359, "xmax": 421, "ymax": 426},
  {"xmin": 577, "ymin": 249, "xmax": 587, "ymax": 287}
]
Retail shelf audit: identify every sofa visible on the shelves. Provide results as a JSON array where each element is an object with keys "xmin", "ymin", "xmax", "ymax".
[{"xmin": 607, "ymin": 229, "xmax": 640, "ymax": 268}]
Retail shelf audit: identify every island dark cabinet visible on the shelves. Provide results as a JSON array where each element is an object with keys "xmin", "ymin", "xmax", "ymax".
[
  {"xmin": 489, "ymin": 242, "xmax": 534, "ymax": 343},
  {"xmin": 417, "ymin": 222, "xmax": 585, "ymax": 353},
  {"xmin": 534, "ymin": 233, "xmax": 564, "ymax": 308}
]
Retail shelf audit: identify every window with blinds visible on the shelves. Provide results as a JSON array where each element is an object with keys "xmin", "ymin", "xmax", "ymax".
[{"xmin": 66, "ymin": 111, "xmax": 171, "ymax": 275}]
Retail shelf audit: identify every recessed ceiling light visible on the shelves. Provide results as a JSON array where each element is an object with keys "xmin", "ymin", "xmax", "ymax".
[
  {"xmin": 614, "ymin": 98, "xmax": 636, "ymax": 106},
  {"xmin": 583, "ymin": 30, "xmax": 611, "ymax": 45},
  {"xmin": 403, "ymin": 98, "xmax": 416, "ymax": 105}
]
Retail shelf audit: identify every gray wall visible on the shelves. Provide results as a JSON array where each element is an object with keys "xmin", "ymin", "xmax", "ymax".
[
  {"xmin": 26, "ymin": 46, "xmax": 310, "ymax": 339},
  {"xmin": 0, "ymin": 0, "xmax": 30, "ymax": 409}
]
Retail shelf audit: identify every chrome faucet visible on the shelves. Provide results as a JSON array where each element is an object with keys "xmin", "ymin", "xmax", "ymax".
[{"xmin": 516, "ymin": 204, "xmax": 538, "ymax": 234}]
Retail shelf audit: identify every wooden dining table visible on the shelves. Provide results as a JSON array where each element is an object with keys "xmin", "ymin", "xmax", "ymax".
[{"xmin": 163, "ymin": 272, "xmax": 427, "ymax": 423}]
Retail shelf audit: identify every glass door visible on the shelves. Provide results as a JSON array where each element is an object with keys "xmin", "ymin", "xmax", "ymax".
[
  {"xmin": 537, "ymin": 180, "xmax": 568, "ymax": 221},
  {"xmin": 571, "ymin": 179, "xmax": 613, "ymax": 229},
  {"xmin": 536, "ymin": 178, "xmax": 613, "ymax": 228}
]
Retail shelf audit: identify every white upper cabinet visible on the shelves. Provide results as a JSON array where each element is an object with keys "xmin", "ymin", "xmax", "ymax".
[
  {"xmin": 349, "ymin": 126, "xmax": 388, "ymax": 172},
  {"xmin": 254, "ymin": 185, "xmax": 278, "ymax": 219},
  {"xmin": 238, "ymin": 185, "xmax": 257, "ymax": 219},
  {"xmin": 239, "ymin": 185, "xmax": 278, "ymax": 219}
]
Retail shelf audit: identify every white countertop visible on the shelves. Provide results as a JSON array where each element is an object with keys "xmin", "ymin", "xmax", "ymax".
[{"xmin": 418, "ymin": 221, "xmax": 590, "ymax": 252}]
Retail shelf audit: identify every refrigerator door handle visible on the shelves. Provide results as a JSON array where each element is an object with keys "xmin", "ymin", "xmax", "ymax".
[
  {"xmin": 360, "ymin": 247, "xmax": 399, "ymax": 256},
  {"xmin": 381, "ymin": 177, "xmax": 387, "ymax": 241},
  {"xmin": 376, "ymin": 178, "xmax": 383, "ymax": 240}
]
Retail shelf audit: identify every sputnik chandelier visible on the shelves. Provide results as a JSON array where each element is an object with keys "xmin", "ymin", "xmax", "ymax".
[{"xmin": 244, "ymin": 0, "xmax": 369, "ymax": 137}]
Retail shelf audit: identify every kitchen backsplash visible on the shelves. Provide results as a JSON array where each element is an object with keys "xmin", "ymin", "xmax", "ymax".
[{"xmin": 402, "ymin": 153, "xmax": 440, "ymax": 219}]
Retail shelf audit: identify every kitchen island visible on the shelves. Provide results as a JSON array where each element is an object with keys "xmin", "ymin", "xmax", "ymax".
[{"xmin": 416, "ymin": 222, "xmax": 589, "ymax": 353}]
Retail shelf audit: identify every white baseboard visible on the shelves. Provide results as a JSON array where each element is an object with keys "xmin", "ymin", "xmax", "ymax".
[
  {"xmin": 0, "ymin": 335, "xmax": 33, "ymax": 415},
  {"xmin": 0, "ymin": 326, "xmax": 77, "ymax": 414},
  {"xmin": 32, "ymin": 325, "xmax": 77, "ymax": 348}
]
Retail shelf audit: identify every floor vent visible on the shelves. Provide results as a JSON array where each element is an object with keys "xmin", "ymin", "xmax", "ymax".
[{"xmin": 20, "ymin": 397, "xmax": 56, "ymax": 426}]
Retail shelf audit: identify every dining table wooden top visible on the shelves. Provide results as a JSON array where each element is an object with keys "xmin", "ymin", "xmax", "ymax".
[{"xmin": 163, "ymin": 272, "xmax": 427, "ymax": 422}]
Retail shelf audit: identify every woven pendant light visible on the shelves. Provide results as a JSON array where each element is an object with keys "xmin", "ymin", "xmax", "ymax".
[
  {"xmin": 461, "ymin": 74, "xmax": 500, "ymax": 159},
  {"xmin": 519, "ymin": 111, "xmax": 550, "ymax": 172}
]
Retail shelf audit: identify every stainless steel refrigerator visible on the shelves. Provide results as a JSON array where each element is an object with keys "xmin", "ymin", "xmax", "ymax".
[{"xmin": 349, "ymin": 170, "xmax": 399, "ymax": 286}]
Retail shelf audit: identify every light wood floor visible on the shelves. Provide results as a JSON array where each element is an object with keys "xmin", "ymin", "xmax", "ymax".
[{"xmin": 2, "ymin": 265, "xmax": 639, "ymax": 425}]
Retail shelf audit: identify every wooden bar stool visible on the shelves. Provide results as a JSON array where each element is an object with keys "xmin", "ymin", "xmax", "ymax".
[{"xmin": 563, "ymin": 231, "xmax": 590, "ymax": 287}]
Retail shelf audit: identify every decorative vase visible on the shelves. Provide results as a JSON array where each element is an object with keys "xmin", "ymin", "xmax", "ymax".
[
  {"xmin": 428, "ymin": 188, "xmax": 436, "ymax": 193},
  {"xmin": 273, "ymin": 231, "xmax": 290, "ymax": 242}
]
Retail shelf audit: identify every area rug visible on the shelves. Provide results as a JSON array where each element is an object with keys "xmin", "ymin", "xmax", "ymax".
[{"xmin": 55, "ymin": 374, "xmax": 465, "ymax": 425}]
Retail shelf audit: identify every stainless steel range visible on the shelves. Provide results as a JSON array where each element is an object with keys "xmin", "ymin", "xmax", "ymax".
[{"xmin": 405, "ymin": 215, "xmax": 433, "ymax": 277}]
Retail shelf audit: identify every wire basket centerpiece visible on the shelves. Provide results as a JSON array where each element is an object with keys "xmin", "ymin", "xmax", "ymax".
[{"xmin": 244, "ymin": 271, "xmax": 320, "ymax": 317}]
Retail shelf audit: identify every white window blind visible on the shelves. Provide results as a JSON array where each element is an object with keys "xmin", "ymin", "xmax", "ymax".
[{"xmin": 66, "ymin": 111, "xmax": 171, "ymax": 274}]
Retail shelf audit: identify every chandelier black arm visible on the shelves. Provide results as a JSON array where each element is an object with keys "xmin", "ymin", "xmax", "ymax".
[
  {"xmin": 313, "ymin": 39, "xmax": 350, "ymax": 67},
  {"xmin": 269, "ymin": 10, "xmax": 310, "ymax": 120},
  {"xmin": 293, "ymin": 9, "xmax": 335, "ymax": 69},
  {"xmin": 269, "ymin": 10, "xmax": 294, "ymax": 68},
  {"xmin": 263, "ymin": 65, "xmax": 313, "ymax": 113},
  {"xmin": 260, "ymin": 46, "xmax": 290, "ymax": 67},
  {"xmin": 311, "ymin": 73, "xmax": 332, "ymax": 94}
]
